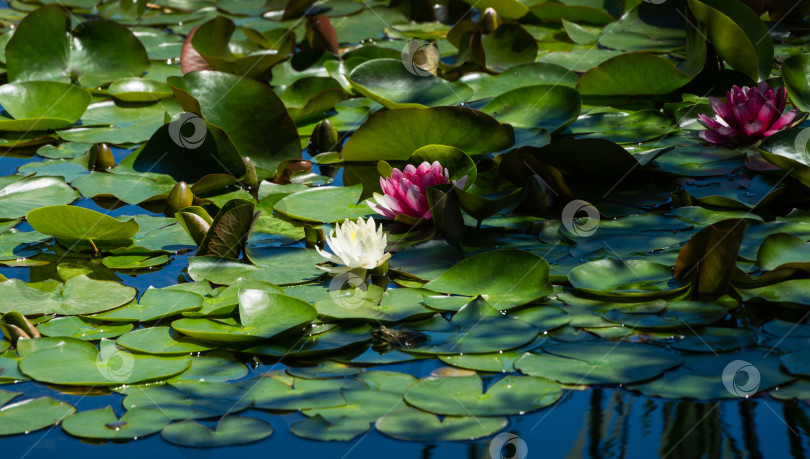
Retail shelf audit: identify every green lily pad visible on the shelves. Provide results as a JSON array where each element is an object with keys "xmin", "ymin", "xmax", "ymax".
[
  {"xmin": 515, "ymin": 341, "xmax": 683, "ymax": 385},
  {"xmin": 171, "ymin": 291, "xmax": 317, "ymax": 342},
  {"xmin": 107, "ymin": 77, "xmax": 174, "ymax": 102},
  {"xmin": 737, "ymin": 279, "xmax": 810, "ymax": 307},
  {"xmin": 304, "ymin": 389, "xmax": 405, "ymax": 422},
  {"xmin": 243, "ymin": 325, "xmax": 372, "ymax": 358},
  {"xmin": 116, "ymin": 327, "xmax": 214, "ymax": 355},
  {"xmin": 170, "ymin": 351, "xmax": 248, "ymax": 383},
  {"xmin": 481, "ymin": 84, "xmax": 581, "ymax": 132},
  {"xmin": 20, "ymin": 338, "xmax": 191, "ymax": 386},
  {"xmin": 161, "ymin": 416, "xmax": 273, "ymax": 447},
  {"xmin": 461, "ymin": 62, "xmax": 577, "ymax": 100},
  {"xmin": 757, "ymin": 233, "xmax": 810, "ymax": 272},
  {"xmin": 0, "ymin": 176, "xmax": 79, "ymax": 219},
  {"xmin": 290, "ymin": 415, "xmax": 370, "ymax": 442},
  {"xmin": 0, "ymin": 81, "xmax": 90, "ymax": 131},
  {"xmin": 91, "ymin": 287, "xmax": 203, "ymax": 322},
  {"xmin": 341, "ymin": 106, "xmax": 514, "ymax": 161},
  {"xmin": 404, "ymin": 373, "xmax": 562, "ymax": 416},
  {"xmin": 0, "ymin": 396, "xmax": 76, "ymax": 436},
  {"xmin": 0, "ymin": 275, "xmax": 136, "ymax": 316},
  {"xmin": 348, "ymin": 59, "xmax": 472, "ymax": 109},
  {"xmin": 403, "ymin": 297, "xmax": 539, "ymax": 354},
  {"xmin": 671, "ymin": 327, "xmax": 757, "ymax": 353},
  {"xmin": 273, "ymin": 184, "xmax": 373, "ymax": 223},
  {"xmin": 26, "ymin": 205, "xmax": 139, "ymax": 242},
  {"xmin": 167, "ymin": 70, "xmax": 301, "ymax": 176},
  {"xmin": 249, "ymin": 371, "xmax": 367, "ymax": 410},
  {"xmin": 627, "ymin": 348, "xmax": 793, "ymax": 399},
  {"xmin": 602, "ymin": 301, "xmax": 729, "ymax": 329},
  {"xmin": 376, "ymin": 408, "xmax": 506, "ymax": 442},
  {"xmin": 121, "ymin": 381, "xmax": 252, "ymax": 420},
  {"xmin": 314, "ymin": 287, "xmax": 434, "ymax": 323},
  {"xmin": 62, "ymin": 406, "xmax": 170, "ymax": 440},
  {"xmin": 568, "ymin": 259, "xmax": 688, "ymax": 299},
  {"xmin": 72, "ymin": 173, "xmax": 174, "ymax": 206},
  {"xmin": 424, "ymin": 249, "xmax": 553, "ymax": 309},
  {"xmin": 37, "ymin": 316, "xmax": 133, "ymax": 340},
  {"xmin": 782, "ymin": 54, "xmax": 810, "ymax": 113},
  {"xmin": 5, "ymin": 5, "xmax": 149, "ymax": 87}
]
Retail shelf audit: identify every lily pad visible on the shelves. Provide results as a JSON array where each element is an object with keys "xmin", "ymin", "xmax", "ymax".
[
  {"xmin": 61, "ymin": 406, "xmax": 170, "ymax": 440},
  {"xmin": 121, "ymin": 381, "xmax": 252, "ymax": 420},
  {"xmin": 481, "ymin": 84, "xmax": 581, "ymax": 132},
  {"xmin": 0, "ymin": 176, "xmax": 79, "ymax": 219},
  {"xmin": 568, "ymin": 259, "xmax": 688, "ymax": 299},
  {"xmin": 37, "ymin": 316, "xmax": 133, "ymax": 340},
  {"xmin": 341, "ymin": 106, "xmax": 514, "ymax": 161},
  {"xmin": 26, "ymin": 205, "xmax": 139, "ymax": 242},
  {"xmin": 20, "ymin": 338, "xmax": 191, "ymax": 386},
  {"xmin": 249, "ymin": 371, "xmax": 367, "ymax": 410},
  {"xmin": 376, "ymin": 408, "xmax": 506, "ymax": 442},
  {"xmin": 515, "ymin": 341, "xmax": 683, "ymax": 385},
  {"xmin": 424, "ymin": 249, "xmax": 553, "ymax": 309},
  {"xmin": 273, "ymin": 184, "xmax": 372, "ymax": 223},
  {"xmin": 91, "ymin": 287, "xmax": 203, "ymax": 322},
  {"xmin": 161, "ymin": 416, "xmax": 273, "ymax": 447},
  {"xmin": 348, "ymin": 59, "xmax": 472, "ymax": 109},
  {"xmin": 404, "ymin": 373, "xmax": 562, "ymax": 416},
  {"xmin": 0, "ymin": 275, "xmax": 136, "ymax": 316},
  {"xmin": 290, "ymin": 416, "xmax": 370, "ymax": 442},
  {"xmin": 0, "ymin": 396, "xmax": 76, "ymax": 436},
  {"xmin": 116, "ymin": 327, "xmax": 214, "ymax": 355},
  {"xmin": 0, "ymin": 81, "xmax": 90, "ymax": 131}
]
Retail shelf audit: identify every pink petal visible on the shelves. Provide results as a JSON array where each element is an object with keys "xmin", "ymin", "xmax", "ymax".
[
  {"xmin": 700, "ymin": 129, "xmax": 731, "ymax": 144},
  {"xmin": 698, "ymin": 114, "xmax": 722, "ymax": 129},
  {"xmin": 767, "ymin": 110, "xmax": 797, "ymax": 132},
  {"xmin": 710, "ymin": 97, "xmax": 730, "ymax": 119},
  {"xmin": 743, "ymin": 120, "xmax": 765, "ymax": 136},
  {"xmin": 757, "ymin": 101, "xmax": 776, "ymax": 127}
]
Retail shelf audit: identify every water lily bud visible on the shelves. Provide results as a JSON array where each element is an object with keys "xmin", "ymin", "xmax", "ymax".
[
  {"xmin": 479, "ymin": 7, "xmax": 502, "ymax": 34},
  {"xmin": 166, "ymin": 181, "xmax": 194, "ymax": 215},
  {"xmin": 0, "ymin": 311, "xmax": 40, "ymax": 343},
  {"xmin": 305, "ymin": 225, "xmax": 325, "ymax": 250},
  {"xmin": 306, "ymin": 15, "xmax": 339, "ymax": 54},
  {"xmin": 311, "ymin": 119, "xmax": 339, "ymax": 153},
  {"xmin": 243, "ymin": 156, "xmax": 258, "ymax": 191},
  {"xmin": 92, "ymin": 143, "xmax": 115, "ymax": 171}
]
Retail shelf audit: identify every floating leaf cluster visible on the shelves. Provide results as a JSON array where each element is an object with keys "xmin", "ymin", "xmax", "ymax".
[{"xmin": 2, "ymin": 0, "xmax": 810, "ymax": 452}]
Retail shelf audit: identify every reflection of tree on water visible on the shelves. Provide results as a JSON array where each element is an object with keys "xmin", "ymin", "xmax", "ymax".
[{"xmin": 561, "ymin": 389, "xmax": 810, "ymax": 458}]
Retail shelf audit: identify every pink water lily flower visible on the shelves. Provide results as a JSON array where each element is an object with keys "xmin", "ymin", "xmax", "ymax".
[
  {"xmin": 368, "ymin": 161, "xmax": 467, "ymax": 222},
  {"xmin": 698, "ymin": 82, "xmax": 799, "ymax": 145}
]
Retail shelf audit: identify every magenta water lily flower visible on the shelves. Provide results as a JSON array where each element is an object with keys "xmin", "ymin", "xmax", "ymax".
[
  {"xmin": 368, "ymin": 161, "xmax": 467, "ymax": 223},
  {"xmin": 698, "ymin": 82, "xmax": 798, "ymax": 145}
]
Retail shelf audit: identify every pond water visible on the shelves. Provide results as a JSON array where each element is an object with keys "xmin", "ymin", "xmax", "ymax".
[
  {"xmin": 3, "ymin": 0, "xmax": 810, "ymax": 457},
  {"xmin": 1, "ymin": 154, "xmax": 807, "ymax": 459}
]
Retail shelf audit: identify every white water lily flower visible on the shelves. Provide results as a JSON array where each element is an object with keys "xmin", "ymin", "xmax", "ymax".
[{"xmin": 315, "ymin": 217, "xmax": 391, "ymax": 274}]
